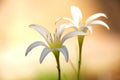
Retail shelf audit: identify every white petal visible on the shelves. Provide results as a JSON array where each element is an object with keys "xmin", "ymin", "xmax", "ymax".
[
  {"xmin": 81, "ymin": 26, "xmax": 89, "ymax": 33},
  {"xmin": 25, "ymin": 41, "xmax": 48, "ymax": 56},
  {"xmin": 55, "ymin": 17, "xmax": 63, "ymax": 25},
  {"xmin": 57, "ymin": 46, "xmax": 69, "ymax": 62},
  {"xmin": 71, "ymin": 6, "xmax": 82, "ymax": 25},
  {"xmin": 90, "ymin": 20, "xmax": 110, "ymax": 30},
  {"xmin": 57, "ymin": 23, "xmax": 76, "ymax": 35},
  {"xmin": 81, "ymin": 26, "xmax": 94, "ymax": 34},
  {"xmin": 62, "ymin": 31, "xmax": 86, "ymax": 43},
  {"xmin": 55, "ymin": 17, "xmax": 74, "ymax": 25},
  {"xmin": 87, "ymin": 26, "xmax": 93, "ymax": 34},
  {"xmin": 86, "ymin": 13, "xmax": 107, "ymax": 25},
  {"xmin": 40, "ymin": 48, "xmax": 51, "ymax": 63},
  {"xmin": 29, "ymin": 24, "xmax": 50, "ymax": 42}
]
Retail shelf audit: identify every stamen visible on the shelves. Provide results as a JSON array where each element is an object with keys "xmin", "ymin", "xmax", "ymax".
[
  {"xmin": 49, "ymin": 33, "xmax": 53, "ymax": 43},
  {"xmin": 46, "ymin": 34, "xmax": 48, "ymax": 38},
  {"xmin": 56, "ymin": 35, "xmax": 59, "ymax": 40}
]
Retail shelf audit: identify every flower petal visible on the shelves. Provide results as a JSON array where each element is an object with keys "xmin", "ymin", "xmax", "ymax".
[
  {"xmin": 62, "ymin": 31, "xmax": 86, "ymax": 43},
  {"xmin": 71, "ymin": 6, "xmax": 82, "ymax": 25},
  {"xmin": 25, "ymin": 41, "xmax": 48, "ymax": 56},
  {"xmin": 57, "ymin": 23, "xmax": 77, "ymax": 35},
  {"xmin": 90, "ymin": 20, "xmax": 110, "ymax": 30},
  {"xmin": 80, "ymin": 26, "xmax": 89, "ymax": 33},
  {"xmin": 55, "ymin": 17, "xmax": 74, "ymax": 25},
  {"xmin": 40, "ymin": 47, "xmax": 51, "ymax": 63},
  {"xmin": 55, "ymin": 17, "xmax": 63, "ymax": 25},
  {"xmin": 29, "ymin": 24, "xmax": 50, "ymax": 42},
  {"xmin": 57, "ymin": 46, "xmax": 69, "ymax": 62},
  {"xmin": 86, "ymin": 13, "xmax": 107, "ymax": 25},
  {"xmin": 87, "ymin": 26, "xmax": 93, "ymax": 34},
  {"xmin": 81, "ymin": 26, "xmax": 93, "ymax": 34}
]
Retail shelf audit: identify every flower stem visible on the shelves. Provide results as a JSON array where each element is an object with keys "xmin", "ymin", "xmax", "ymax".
[
  {"xmin": 77, "ymin": 36, "xmax": 84, "ymax": 80},
  {"xmin": 54, "ymin": 51, "xmax": 61, "ymax": 80}
]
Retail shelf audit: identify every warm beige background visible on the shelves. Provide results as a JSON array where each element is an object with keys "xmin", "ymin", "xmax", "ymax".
[{"xmin": 0, "ymin": 0, "xmax": 120, "ymax": 80}]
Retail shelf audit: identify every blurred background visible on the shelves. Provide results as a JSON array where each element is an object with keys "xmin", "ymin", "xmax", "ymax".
[{"xmin": 0, "ymin": 0, "xmax": 120, "ymax": 80}]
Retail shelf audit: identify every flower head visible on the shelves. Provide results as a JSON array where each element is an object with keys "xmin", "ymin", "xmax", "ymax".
[
  {"xmin": 55, "ymin": 6, "xmax": 110, "ymax": 34},
  {"xmin": 25, "ymin": 24, "xmax": 86, "ymax": 63}
]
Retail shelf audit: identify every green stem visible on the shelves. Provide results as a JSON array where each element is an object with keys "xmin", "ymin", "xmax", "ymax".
[
  {"xmin": 77, "ymin": 36, "xmax": 84, "ymax": 80},
  {"xmin": 54, "ymin": 51, "xmax": 61, "ymax": 80}
]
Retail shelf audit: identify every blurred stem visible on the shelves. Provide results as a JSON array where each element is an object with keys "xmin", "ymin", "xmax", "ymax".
[
  {"xmin": 54, "ymin": 51, "xmax": 61, "ymax": 80},
  {"xmin": 69, "ymin": 59, "xmax": 77, "ymax": 74},
  {"xmin": 77, "ymin": 36, "xmax": 84, "ymax": 80}
]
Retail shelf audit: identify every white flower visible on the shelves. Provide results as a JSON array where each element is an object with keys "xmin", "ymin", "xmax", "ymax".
[
  {"xmin": 55, "ymin": 6, "xmax": 110, "ymax": 34},
  {"xmin": 25, "ymin": 24, "xmax": 86, "ymax": 63}
]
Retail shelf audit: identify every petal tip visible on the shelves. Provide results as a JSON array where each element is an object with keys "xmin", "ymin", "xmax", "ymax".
[
  {"xmin": 39, "ymin": 56, "xmax": 43, "ymax": 64},
  {"xmin": 25, "ymin": 53, "xmax": 28, "ymax": 56},
  {"xmin": 25, "ymin": 49, "xmax": 29, "ymax": 56},
  {"xmin": 29, "ymin": 24, "xmax": 36, "ymax": 27},
  {"xmin": 55, "ymin": 17, "xmax": 62, "ymax": 25},
  {"xmin": 66, "ymin": 58, "xmax": 69, "ymax": 62},
  {"xmin": 39, "ymin": 60, "xmax": 42, "ymax": 64},
  {"xmin": 71, "ymin": 5, "xmax": 78, "ymax": 9},
  {"xmin": 107, "ymin": 27, "xmax": 110, "ymax": 30}
]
